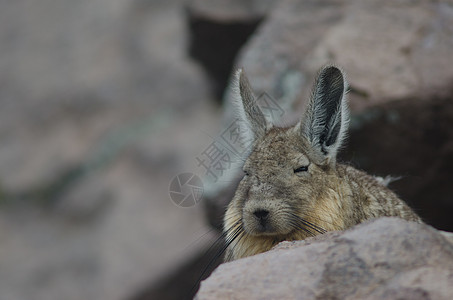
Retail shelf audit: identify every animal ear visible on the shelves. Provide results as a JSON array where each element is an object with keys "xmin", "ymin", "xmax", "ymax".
[
  {"xmin": 232, "ymin": 69, "xmax": 268, "ymax": 143},
  {"xmin": 300, "ymin": 65, "xmax": 349, "ymax": 163}
]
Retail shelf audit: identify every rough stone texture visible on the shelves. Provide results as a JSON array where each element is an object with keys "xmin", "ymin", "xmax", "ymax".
[
  {"xmin": 197, "ymin": 217, "xmax": 453, "ymax": 299},
  {"xmin": 230, "ymin": 0, "xmax": 453, "ymax": 114},
  {"xmin": 0, "ymin": 1, "xmax": 219, "ymax": 300}
]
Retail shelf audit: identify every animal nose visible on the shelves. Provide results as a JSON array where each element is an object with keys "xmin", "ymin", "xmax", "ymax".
[{"xmin": 253, "ymin": 209, "xmax": 269, "ymax": 220}]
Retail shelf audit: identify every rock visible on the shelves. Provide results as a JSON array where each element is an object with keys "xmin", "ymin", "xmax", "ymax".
[
  {"xmin": 196, "ymin": 217, "xmax": 453, "ymax": 299},
  {"xmin": 0, "ymin": 1, "xmax": 218, "ymax": 300},
  {"xmin": 54, "ymin": 172, "xmax": 113, "ymax": 221},
  {"xmin": 0, "ymin": 0, "xmax": 209, "ymax": 193},
  {"xmin": 231, "ymin": 0, "xmax": 453, "ymax": 113},
  {"xmin": 441, "ymin": 231, "xmax": 453, "ymax": 244},
  {"xmin": 187, "ymin": 0, "xmax": 275, "ymax": 21},
  {"xmin": 0, "ymin": 156, "xmax": 216, "ymax": 300},
  {"xmin": 186, "ymin": 0, "xmax": 275, "ymax": 98},
  {"xmin": 341, "ymin": 96, "xmax": 453, "ymax": 232}
]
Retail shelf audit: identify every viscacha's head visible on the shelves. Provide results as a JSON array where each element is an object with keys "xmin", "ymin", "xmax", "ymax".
[{"xmin": 224, "ymin": 66, "xmax": 350, "ymax": 260}]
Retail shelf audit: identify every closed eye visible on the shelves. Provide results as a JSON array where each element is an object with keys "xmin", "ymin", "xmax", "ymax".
[{"xmin": 294, "ymin": 166, "xmax": 308, "ymax": 173}]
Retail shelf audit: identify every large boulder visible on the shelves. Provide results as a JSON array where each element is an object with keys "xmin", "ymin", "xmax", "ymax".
[
  {"xmin": 197, "ymin": 217, "xmax": 453, "ymax": 299},
  {"xmin": 341, "ymin": 96, "xmax": 453, "ymax": 231},
  {"xmin": 204, "ymin": 0, "xmax": 453, "ymax": 232},
  {"xmin": 0, "ymin": 1, "xmax": 217, "ymax": 300},
  {"xmin": 232, "ymin": 0, "xmax": 453, "ymax": 113},
  {"xmin": 186, "ymin": 0, "xmax": 275, "ymax": 98}
]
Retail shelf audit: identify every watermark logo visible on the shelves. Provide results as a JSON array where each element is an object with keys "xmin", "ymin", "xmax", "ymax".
[
  {"xmin": 196, "ymin": 92, "xmax": 284, "ymax": 183},
  {"xmin": 169, "ymin": 173, "xmax": 204, "ymax": 208},
  {"xmin": 257, "ymin": 92, "xmax": 285, "ymax": 122},
  {"xmin": 168, "ymin": 91, "xmax": 283, "ymax": 206}
]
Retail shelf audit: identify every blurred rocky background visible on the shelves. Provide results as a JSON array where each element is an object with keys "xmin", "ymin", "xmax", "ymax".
[{"xmin": 0, "ymin": 0, "xmax": 452, "ymax": 300}]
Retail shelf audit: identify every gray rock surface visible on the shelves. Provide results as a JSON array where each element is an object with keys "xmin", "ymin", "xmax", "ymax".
[
  {"xmin": 340, "ymin": 97, "xmax": 453, "ymax": 232},
  {"xmin": 188, "ymin": 0, "xmax": 275, "ymax": 20},
  {"xmin": 0, "ymin": 1, "xmax": 219, "ymax": 300},
  {"xmin": 231, "ymin": 0, "xmax": 453, "ymax": 113},
  {"xmin": 0, "ymin": 0, "xmax": 210, "ymax": 192},
  {"xmin": 197, "ymin": 217, "xmax": 453, "ymax": 299}
]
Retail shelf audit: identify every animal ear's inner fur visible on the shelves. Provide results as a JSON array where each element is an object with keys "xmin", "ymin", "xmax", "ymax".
[
  {"xmin": 301, "ymin": 66, "xmax": 349, "ymax": 162},
  {"xmin": 232, "ymin": 66, "xmax": 348, "ymax": 161}
]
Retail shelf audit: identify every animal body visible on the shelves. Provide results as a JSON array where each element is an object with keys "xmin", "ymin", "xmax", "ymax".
[{"xmin": 223, "ymin": 66, "xmax": 422, "ymax": 262}]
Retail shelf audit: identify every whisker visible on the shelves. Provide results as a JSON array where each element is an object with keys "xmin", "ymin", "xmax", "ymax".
[
  {"xmin": 289, "ymin": 213, "xmax": 327, "ymax": 233},
  {"xmin": 229, "ymin": 227, "xmax": 249, "ymax": 257},
  {"xmin": 190, "ymin": 221, "xmax": 243, "ymax": 295},
  {"xmin": 181, "ymin": 227, "xmax": 218, "ymax": 253},
  {"xmin": 300, "ymin": 220, "xmax": 326, "ymax": 234},
  {"xmin": 223, "ymin": 214, "xmax": 242, "ymax": 223},
  {"xmin": 287, "ymin": 219, "xmax": 317, "ymax": 237},
  {"xmin": 298, "ymin": 218, "xmax": 327, "ymax": 234},
  {"xmin": 289, "ymin": 213, "xmax": 326, "ymax": 235},
  {"xmin": 301, "ymin": 212, "xmax": 338, "ymax": 229},
  {"xmin": 204, "ymin": 225, "xmax": 244, "ymax": 273}
]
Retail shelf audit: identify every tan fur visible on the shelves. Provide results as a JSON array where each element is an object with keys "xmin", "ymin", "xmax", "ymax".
[{"xmin": 223, "ymin": 66, "xmax": 422, "ymax": 262}]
